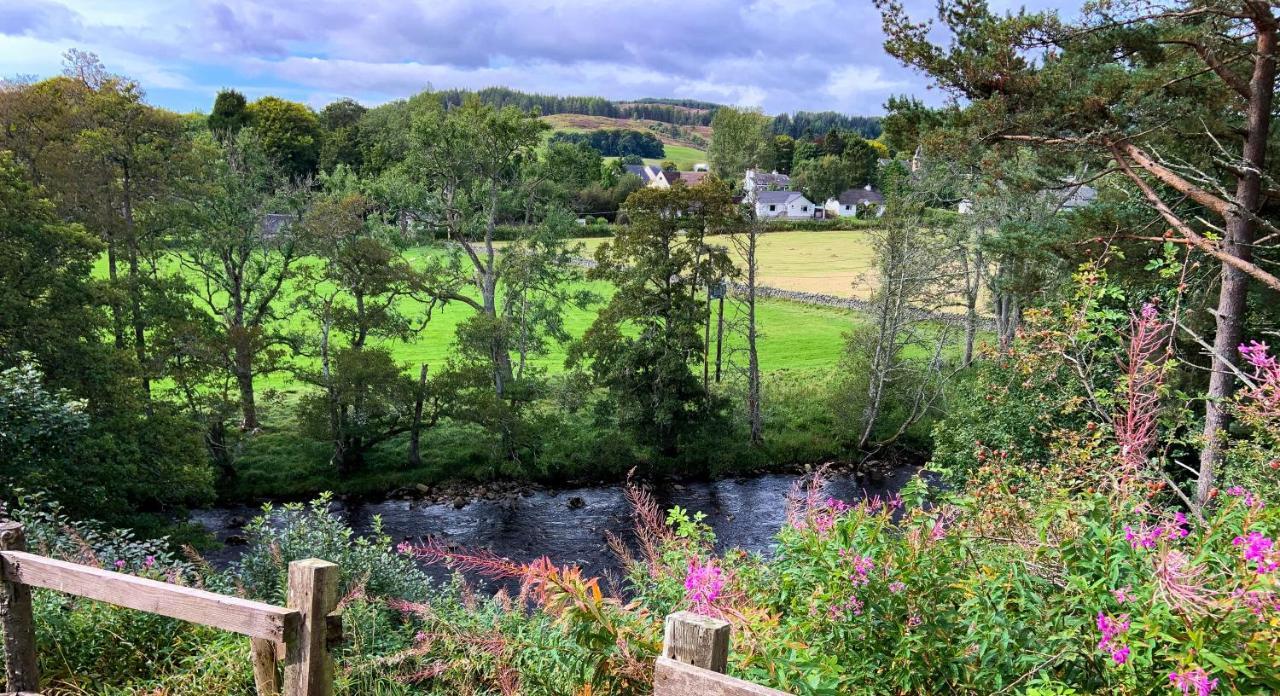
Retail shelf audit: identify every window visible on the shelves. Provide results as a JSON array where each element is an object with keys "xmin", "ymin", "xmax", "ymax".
[
  {"xmin": 802, "ymin": 206, "xmax": 808, "ymax": 212},
  {"xmin": 769, "ymin": 204, "xmax": 776, "ymax": 211}
]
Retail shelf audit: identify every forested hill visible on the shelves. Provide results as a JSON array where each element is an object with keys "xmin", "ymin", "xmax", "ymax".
[{"xmin": 431, "ymin": 86, "xmax": 881, "ymax": 138}]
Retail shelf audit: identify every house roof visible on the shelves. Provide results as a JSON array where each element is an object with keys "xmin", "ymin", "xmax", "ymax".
[
  {"xmin": 675, "ymin": 171, "xmax": 709, "ymax": 186},
  {"xmin": 1055, "ymin": 181, "xmax": 1097, "ymax": 210},
  {"xmin": 835, "ymin": 188, "xmax": 885, "ymax": 205},
  {"xmin": 623, "ymin": 164, "xmax": 660, "ymax": 182},
  {"xmin": 261, "ymin": 213, "xmax": 294, "ymax": 239},
  {"xmin": 747, "ymin": 169, "xmax": 791, "ymax": 187},
  {"xmin": 756, "ymin": 190, "xmax": 809, "ymax": 206}
]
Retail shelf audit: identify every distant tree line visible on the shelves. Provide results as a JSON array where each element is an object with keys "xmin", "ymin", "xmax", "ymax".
[
  {"xmin": 548, "ymin": 129, "xmax": 665, "ymax": 158},
  {"xmin": 772, "ymin": 111, "xmax": 882, "ymax": 140}
]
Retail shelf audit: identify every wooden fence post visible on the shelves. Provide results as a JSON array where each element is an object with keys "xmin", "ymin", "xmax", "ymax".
[
  {"xmin": 0, "ymin": 522, "xmax": 40, "ymax": 693},
  {"xmin": 662, "ymin": 611, "xmax": 730, "ymax": 673},
  {"xmin": 250, "ymin": 636, "xmax": 280, "ymax": 696},
  {"xmin": 283, "ymin": 559, "xmax": 338, "ymax": 696}
]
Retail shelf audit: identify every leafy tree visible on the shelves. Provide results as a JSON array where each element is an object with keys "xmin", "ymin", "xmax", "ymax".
[
  {"xmin": 246, "ymin": 96, "xmax": 322, "ymax": 179},
  {"xmin": 708, "ymin": 107, "xmax": 773, "ymax": 179},
  {"xmin": 292, "ymin": 169, "xmax": 427, "ymax": 475},
  {"xmin": 770, "ymin": 134, "xmax": 796, "ymax": 174},
  {"xmin": 176, "ymin": 134, "xmax": 307, "ymax": 430},
  {"xmin": 572, "ymin": 179, "xmax": 740, "ymax": 457},
  {"xmin": 208, "ymin": 89, "xmax": 250, "ymax": 137},
  {"xmin": 792, "ymin": 155, "xmax": 864, "ymax": 203},
  {"xmin": 318, "ymin": 97, "xmax": 368, "ymax": 173},
  {"xmin": 878, "ymin": 0, "xmax": 1280, "ymax": 503},
  {"xmin": 880, "ymin": 95, "xmax": 942, "ymax": 155}
]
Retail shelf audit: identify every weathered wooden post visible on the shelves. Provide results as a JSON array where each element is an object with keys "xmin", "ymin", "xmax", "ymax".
[
  {"xmin": 662, "ymin": 611, "xmax": 730, "ymax": 673},
  {"xmin": 0, "ymin": 522, "xmax": 39, "ymax": 694},
  {"xmin": 283, "ymin": 559, "xmax": 339, "ymax": 696},
  {"xmin": 250, "ymin": 636, "xmax": 280, "ymax": 696}
]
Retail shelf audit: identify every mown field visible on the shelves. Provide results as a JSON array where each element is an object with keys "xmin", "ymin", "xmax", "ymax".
[
  {"xmin": 539, "ymin": 113, "xmax": 710, "ymax": 170},
  {"xmin": 576, "ymin": 230, "xmax": 880, "ymax": 298}
]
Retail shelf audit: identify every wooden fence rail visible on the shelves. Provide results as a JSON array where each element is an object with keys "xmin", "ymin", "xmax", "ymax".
[{"xmin": 0, "ymin": 521, "xmax": 340, "ymax": 696}]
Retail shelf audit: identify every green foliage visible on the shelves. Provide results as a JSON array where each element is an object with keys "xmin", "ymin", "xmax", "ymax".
[
  {"xmin": 208, "ymin": 88, "xmax": 250, "ymax": 136},
  {"xmin": 574, "ymin": 180, "xmax": 740, "ymax": 459},
  {"xmin": 246, "ymin": 95, "xmax": 323, "ymax": 179},
  {"xmin": 548, "ymin": 128, "xmax": 664, "ymax": 158},
  {"xmin": 708, "ymin": 106, "xmax": 773, "ymax": 179},
  {"xmin": 792, "ymin": 154, "xmax": 871, "ymax": 203}
]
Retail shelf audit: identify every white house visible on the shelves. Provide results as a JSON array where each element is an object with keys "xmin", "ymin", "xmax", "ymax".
[
  {"xmin": 825, "ymin": 185, "xmax": 886, "ymax": 218},
  {"xmin": 755, "ymin": 190, "xmax": 817, "ymax": 219},
  {"xmin": 743, "ymin": 169, "xmax": 791, "ymax": 203}
]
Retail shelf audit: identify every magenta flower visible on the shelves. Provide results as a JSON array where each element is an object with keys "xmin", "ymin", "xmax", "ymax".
[
  {"xmin": 1113, "ymin": 586, "xmax": 1131, "ymax": 604},
  {"xmin": 396, "ymin": 541, "xmax": 414, "ymax": 555},
  {"xmin": 1232, "ymin": 531, "xmax": 1278, "ymax": 574},
  {"xmin": 1141, "ymin": 302, "xmax": 1158, "ymax": 320},
  {"xmin": 888, "ymin": 581, "xmax": 906, "ymax": 594},
  {"xmin": 1169, "ymin": 668, "xmax": 1218, "ymax": 696},
  {"xmin": 684, "ymin": 558, "xmax": 726, "ymax": 613},
  {"xmin": 1096, "ymin": 612, "xmax": 1130, "ymax": 665},
  {"xmin": 1226, "ymin": 486, "xmax": 1265, "ymax": 510},
  {"xmin": 1239, "ymin": 340, "xmax": 1277, "ymax": 371},
  {"xmin": 113, "ymin": 559, "xmax": 126, "ymax": 570}
]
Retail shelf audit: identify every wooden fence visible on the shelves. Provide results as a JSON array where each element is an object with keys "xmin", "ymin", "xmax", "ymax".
[
  {"xmin": 2, "ymin": 520, "xmax": 787, "ymax": 696},
  {"xmin": 0, "ymin": 521, "xmax": 339, "ymax": 696}
]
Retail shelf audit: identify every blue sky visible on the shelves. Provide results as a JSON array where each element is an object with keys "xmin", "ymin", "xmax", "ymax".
[{"xmin": 1, "ymin": 0, "xmax": 1077, "ymax": 116}]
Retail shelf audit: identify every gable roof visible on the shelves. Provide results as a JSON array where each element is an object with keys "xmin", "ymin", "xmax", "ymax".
[
  {"xmin": 746, "ymin": 169, "xmax": 791, "ymax": 187},
  {"xmin": 261, "ymin": 213, "xmax": 295, "ymax": 239},
  {"xmin": 835, "ymin": 188, "xmax": 885, "ymax": 205},
  {"xmin": 623, "ymin": 164, "xmax": 660, "ymax": 182},
  {"xmin": 756, "ymin": 190, "xmax": 809, "ymax": 206}
]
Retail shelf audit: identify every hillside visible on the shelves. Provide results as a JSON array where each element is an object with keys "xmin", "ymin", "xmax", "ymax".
[{"xmin": 540, "ymin": 113, "xmax": 710, "ymax": 169}]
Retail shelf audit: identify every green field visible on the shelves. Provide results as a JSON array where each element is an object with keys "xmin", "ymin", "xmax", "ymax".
[{"xmin": 101, "ymin": 242, "xmax": 866, "ymax": 399}]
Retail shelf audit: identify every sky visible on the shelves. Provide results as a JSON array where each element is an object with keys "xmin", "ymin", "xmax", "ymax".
[{"xmin": 0, "ymin": 0, "xmax": 1077, "ymax": 117}]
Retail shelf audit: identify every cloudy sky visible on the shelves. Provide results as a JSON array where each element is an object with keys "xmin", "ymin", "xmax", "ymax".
[{"xmin": 1, "ymin": 0, "xmax": 1076, "ymax": 116}]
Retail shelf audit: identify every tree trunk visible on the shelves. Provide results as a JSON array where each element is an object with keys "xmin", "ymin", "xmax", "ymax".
[
  {"xmin": 408, "ymin": 363, "xmax": 428, "ymax": 468},
  {"xmin": 1197, "ymin": 13, "xmax": 1275, "ymax": 503},
  {"xmin": 233, "ymin": 337, "xmax": 258, "ymax": 431},
  {"xmin": 123, "ymin": 165, "xmax": 151, "ymax": 400},
  {"xmin": 745, "ymin": 228, "xmax": 763, "ymax": 445}
]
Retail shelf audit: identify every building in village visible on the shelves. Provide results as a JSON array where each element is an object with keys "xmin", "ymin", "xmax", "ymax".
[
  {"xmin": 825, "ymin": 185, "xmax": 886, "ymax": 218},
  {"xmin": 754, "ymin": 190, "xmax": 817, "ymax": 219}
]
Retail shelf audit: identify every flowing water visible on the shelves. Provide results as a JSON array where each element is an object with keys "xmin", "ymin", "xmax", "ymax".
[{"xmin": 192, "ymin": 466, "xmax": 924, "ymax": 586}]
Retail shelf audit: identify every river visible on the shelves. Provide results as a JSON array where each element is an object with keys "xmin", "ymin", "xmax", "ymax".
[{"xmin": 192, "ymin": 466, "xmax": 924, "ymax": 586}]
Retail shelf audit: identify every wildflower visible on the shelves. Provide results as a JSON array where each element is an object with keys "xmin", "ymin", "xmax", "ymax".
[
  {"xmin": 1232, "ymin": 531, "xmax": 1278, "ymax": 574},
  {"xmin": 888, "ymin": 581, "xmax": 906, "ymax": 594},
  {"xmin": 113, "ymin": 559, "xmax": 126, "ymax": 570},
  {"xmin": 1141, "ymin": 302, "xmax": 1158, "ymax": 320},
  {"xmin": 907, "ymin": 614, "xmax": 922, "ymax": 628},
  {"xmin": 1232, "ymin": 588, "xmax": 1280, "ymax": 617},
  {"xmin": 396, "ymin": 541, "xmax": 414, "ymax": 555},
  {"xmin": 414, "ymin": 631, "xmax": 427, "ymax": 643},
  {"xmin": 143, "ymin": 555, "xmax": 155, "ymax": 568},
  {"xmin": 1095, "ymin": 612, "xmax": 1133, "ymax": 665},
  {"xmin": 847, "ymin": 554, "xmax": 875, "ymax": 586},
  {"xmin": 1239, "ymin": 340, "xmax": 1277, "ymax": 372},
  {"xmin": 684, "ymin": 558, "xmax": 726, "ymax": 613},
  {"xmin": 1226, "ymin": 486, "xmax": 1264, "ymax": 510},
  {"xmin": 825, "ymin": 497, "xmax": 849, "ymax": 514},
  {"xmin": 828, "ymin": 594, "xmax": 863, "ymax": 618},
  {"xmin": 1169, "ymin": 668, "xmax": 1218, "ymax": 696},
  {"xmin": 1152, "ymin": 549, "xmax": 1216, "ymax": 615},
  {"xmin": 1113, "ymin": 586, "xmax": 1131, "ymax": 604}
]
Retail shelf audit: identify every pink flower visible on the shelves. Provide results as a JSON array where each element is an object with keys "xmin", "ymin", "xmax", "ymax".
[
  {"xmin": 396, "ymin": 541, "xmax": 414, "ymax": 555},
  {"xmin": 1240, "ymin": 341, "xmax": 1277, "ymax": 371},
  {"xmin": 143, "ymin": 555, "xmax": 156, "ymax": 568},
  {"xmin": 907, "ymin": 614, "xmax": 922, "ymax": 628},
  {"xmin": 1226, "ymin": 486, "xmax": 1265, "ymax": 510},
  {"xmin": 1232, "ymin": 531, "xmax": 1278, "ymax": 574},
  {"xmin": 114, "ymin": 559, "xmax": 126, "ymax": 570},
  {"xmin": 1141, "ymin": 302, "xmax": 1158, "ymax": 320},
  {"xmin": 888, "ymin": 581, "xmax": 906, "ymax": 594},
  {"xmin": 1113, "ymin": 586, "xmax": 1131, "ymax": 604},
  {"xmin": 1169, "ymin": 668, "xmax": 1218, "ymax": 696},
  {"xmin": 684, "ymin": 558, "xmax": 726, "ymax": 613},
  {"xmin": 1096, "ymin": 612, "xmax": 1130, "ymax": 665}
]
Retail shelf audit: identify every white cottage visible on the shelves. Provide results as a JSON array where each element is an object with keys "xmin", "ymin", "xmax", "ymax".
[
  {"xmin": 755, "ymin": 190, "xmax": 817, "ymax": 219},
  {"xmin": 742, "ymin": 169, "xmax": 792, "ymax": 203},
  {"xmin": 825, "ymin": 186, "xmax": 886, "ymax": 218}
]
